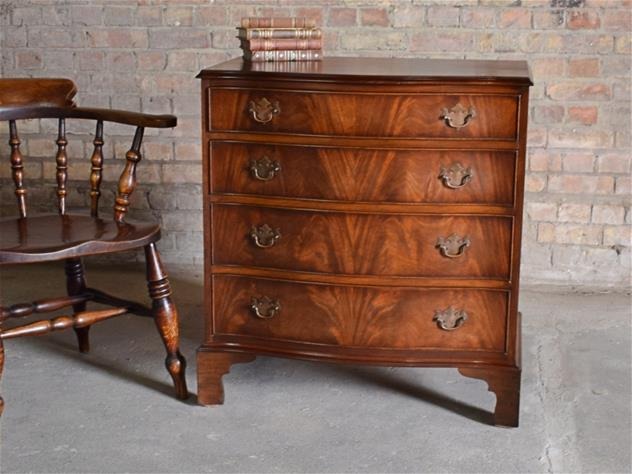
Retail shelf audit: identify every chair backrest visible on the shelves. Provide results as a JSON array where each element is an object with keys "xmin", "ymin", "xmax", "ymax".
[{"xmin": 0, "ymin": 78, "xmax": 176, "ymax": 221}]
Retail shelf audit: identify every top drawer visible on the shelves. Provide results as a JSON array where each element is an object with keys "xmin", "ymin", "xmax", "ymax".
[{"xmin": 209, "ymin": 88, "xmax": 519, "ymax": 140}]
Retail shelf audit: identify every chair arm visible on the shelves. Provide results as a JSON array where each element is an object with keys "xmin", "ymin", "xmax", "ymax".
[{"xmin": 0, "ymin": 105, "xmax": 177, "ymax": 128}]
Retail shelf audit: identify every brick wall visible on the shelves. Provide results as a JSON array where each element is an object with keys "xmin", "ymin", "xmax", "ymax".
[{"xmin": 0, "ymin": 0, "xmax": 630, "ymax": 290}]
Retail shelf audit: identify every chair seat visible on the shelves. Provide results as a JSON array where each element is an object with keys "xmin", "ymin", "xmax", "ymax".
[{"xmin": 0, "ymin": 214, "xmax": 160, "ymax": 264}]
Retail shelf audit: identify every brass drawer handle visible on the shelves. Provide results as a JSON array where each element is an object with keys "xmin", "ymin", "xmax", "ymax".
[
  {"xmin": 436, "ymin": 234, "xmax": 470, "ymax": 258},
  {"xmin": 248, "ymin": 97, "xmax": 280, "ymax": 124},
  {"xmin": 433, "ymin": 306, "xmax": 468, "ymax": 331},
  {"xmin": 250, "ymin": 296, "xmax": 280, "ymax": 319},
  {"xmin": 250, "ymin": 156, "xmax": 281, "ymax": 181},
  {"xmin": 439, "ymin": 162, "xmax": 472, "ymax": 189},
  {"xmin": 250, "ymin": 224, "xmax": 281, "ymax": 248},
  {"xmin": 441, "ymin": 104, "xmax": 476, "ymax": 129}
]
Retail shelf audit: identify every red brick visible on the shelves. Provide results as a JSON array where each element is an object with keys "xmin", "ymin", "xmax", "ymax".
[
  {"xmin": 527, "ymin": 202, "xmax": 557, "ymax": 221},
  {"xmin": 603, "ymin": 226, "xmax": 631, "ymax": 246},
  {"xmin": 149, "ymin": 28, "xmax": 209, "ymax": 49},
  {"xmin": 360, "ymin": 8, "xmax": 389, "ymax": 27},
  {"xmin": 526, "ymin": 174, "xmax": 547, "ymax": 192},
  {"xmin": 562, "ymin": 153, "xmax": 595, "ymax": 172},
  {"xmin": 567, "ymin": 106, "xmax": 598, "ymax": 125},
  {"xmin": 597, "ymin": 153, "xmax": 631, "ymax": 174},
  {"xmin": 426, "ymin": 6, "xmax": 460, "ymax": 27},
  {"xmin": 530, "ymin": 58, "xmax": 565, "ymax": 79},
  {"xmin": 533, "ymin": 105, "xmax": 565, "ymax": 124},
  {"xmin": 532, "ymin": 10, "xmax": 565, "ymax": 29},
  {"xmin": 328, "ymin": 7, "xmax": 356, "ymax": 27},
  {"xmin": 461, "ymin": 8, "xmax": 495, "ymax": 28},
  {"xmin": 86, "ymin": 29, "xmax": 148, "ymax": 48},
  {"xmin": 104, "ymin": 6, "xmax": 135, "ymax": 26},
  {"xmin": 411, "ymin": 31, "xmax": 472, "ymax": 53},
  {"xmin": 568, "ymin": 58, "xmax": 600, "ymax": 77},
  {"xmin": 392, "ymin": 5, "xmax": 425, "ymax": 28},
  {"xmin": 136, "ymin": 6, "xmax": 162, "ymax": 26},
  {"xmin": 551, "ymin": 224, "xmax": 602, "ymax": 245},
  {"xmin": 497, "ymin": 8, "xmax": 531, "ymax": 29},
  {"xmin": 192, "ymin": 6, "xmax": 226, "ymax": 27},
  {"xmin": 15, "ymin": 50, "xmax": 42, "ymax": 69},
  {"xmin": 558, "ymin": 204, "xmax": 591, "ymax": 223},
  {"xmin": 549, "ymin": 129, "xmax": 613, "ymax": 149},
  {"xmin": 548, "ymin": 175, "xmax": 614, "ymax": 194},
  {"xmin": 163, "ymin": 6, "xmax": 193, "ymax": 26},
  {"xmin": 138, "ymin": 51, "xmax": 166, "ymax": 71},
  {"xmin": 567, "ymin": 11, "xmax": 600, "ymax": 29},
  {"xmin": 294, "ymin": 8, "xmax": 324, "ymax": 27},
  {"xmin": 547, "ymin": 82, "xmax": 611, "ymax": 101},
  {"xmin": 592, "ymin": 205, "xmax": 625, "ymax": 225},
  {"xmin": 603, "ymin": 9, "xmax": 631, "ymax": 31},
  {"xmin": 107, "ymin": 51, "xmax": 136, "ymax": 72},
  {"xmin": 77, "ymin": 50, "xmax": 104, "ymax": 71}
]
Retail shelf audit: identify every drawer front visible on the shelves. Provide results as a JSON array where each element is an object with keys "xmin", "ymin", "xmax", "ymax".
[
  {"xmin": 213, "ymin": 276, "xmax": 508, "ymax": 352},
  {"xmin": 212, "ymin": 205, "xmax": 512, "ymax": 278},
  {"xmin": 211, "ymin": 142, "xmax": 516, "ymax": 206},
  {"xmin": 210, "ymin": 88, "xmax": 519, "ymax": 139}
]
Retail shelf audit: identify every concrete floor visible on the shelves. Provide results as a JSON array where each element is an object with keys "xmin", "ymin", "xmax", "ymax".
[{"xmin": 0, "ymin": 262, "xmax": 630, "ymax": 474}]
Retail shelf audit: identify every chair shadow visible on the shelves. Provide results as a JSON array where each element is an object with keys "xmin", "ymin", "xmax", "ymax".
[{"xmin": 19, "ymin": 336, "xmax": 199, "ymax": 406}]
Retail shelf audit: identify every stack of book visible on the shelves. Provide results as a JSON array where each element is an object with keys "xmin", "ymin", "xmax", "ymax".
[{"xmin": 238, "ymin": 17, "xmax": 323, "ymax": 62}]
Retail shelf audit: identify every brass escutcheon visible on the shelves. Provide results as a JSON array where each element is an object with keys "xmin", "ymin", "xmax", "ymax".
[
  {"xmin": 433, "ymin": 306, "xmax": 468, "ymax": 331},
  {"xmin": 248, "ymin": 97, "xmax": 280, "ymax": 124},
  {"xmin": 441, "ymin": 103, "xmax": 477, "ymax": 129},
  {"xmin": 250, "ymin": 224, "xmax": 281, "ymax": 248},
  {"xmin": 250, "ymin": 296, "xmax": 281, "ymax": 319},
  {"xmin": 439, "ymin": 162, "xmax": 473, "ymax": 189},
  {"xmin": 250, "ymin": 156, "xmax": 281, "ymax": 181},
  {"xmin": 436, "ymin": 234, "xmax": 471, "ymax": 258}
]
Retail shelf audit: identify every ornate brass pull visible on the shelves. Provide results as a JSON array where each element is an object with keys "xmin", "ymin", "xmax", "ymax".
[
  {"xmin": 441, "ymin": 104, "xmax": 476, "ymax": 129},
  {"xmin": 250, "ymin": 156, "xmax": 281, "ymax": 181},
  {"xmin": 439, "ymin": 162, "xmax": 472, "ymax": 189},
  {"xmin": 433, "ymin": 306, "xmax": 468, "ymax": 331},
  {"xmin": 250, "ymin": 224, "xmax": 281, "ymax": 248},
  {"xmin": 248, "ymin": 97, "xmax": 280, "ymax": 124},
  {"xmin": 250, "ymin": 296, "xmax": 280, "ymax": 319},
  {"xmin": 436, "ymin": 234, "xmax": 471, "ymax": 258}
]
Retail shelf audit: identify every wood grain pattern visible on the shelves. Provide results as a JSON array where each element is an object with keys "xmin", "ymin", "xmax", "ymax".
[
  {"xmin": 212, "ymin": 204, "xmax": 512, "ymax": 278},
  {"xmin": 199, "ymin": 58, "xmax": 531, "ymax": 425},
  {"xmin": 0, "ymin": 214, "xmax": 160, "ymax": 264},
  {"xmin": 0, "ymin": 77, "xmax": 185, "ymax": 413},
  {"xmin": 212, "ymin": 276, "xmax": 508, "ymax": 352},
  {"xmin": 210, "ymin": 142, "xmax": 516, "ymax": 206},
  {"xmin": 210, "ymin": 88, "xmax": 519, "ymax": 139}
]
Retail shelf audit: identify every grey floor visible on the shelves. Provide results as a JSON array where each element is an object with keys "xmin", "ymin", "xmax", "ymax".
[{"xmin": 0, "ymin": 262, "xmax": 630, "ymax": 474}]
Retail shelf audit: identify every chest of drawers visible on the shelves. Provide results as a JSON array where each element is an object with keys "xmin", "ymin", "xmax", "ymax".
[{"xmin": 197, "ymin": 58, "xmax": 532, "ymax": 427}]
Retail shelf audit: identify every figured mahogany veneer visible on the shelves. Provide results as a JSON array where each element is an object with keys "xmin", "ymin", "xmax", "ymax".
[
  {"xmin": 211, "ymin": 143, "xmax": 517, "ymax": 205},
  {"xmin": 213, "ymin": 276, "xmax": 508, "ymax": 351},
  {"xmin": 198, "ymin": 57, "xmax": 532, "ymax": 427},
  {"xmin": 210, "ymin": 89, "xmax": 519, "ymax": 139},
  {"xmin": 212, "ymin": 205, "xmax": 512, "ymax": 278}
]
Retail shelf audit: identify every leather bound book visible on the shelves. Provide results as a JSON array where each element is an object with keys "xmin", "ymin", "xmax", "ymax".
[
  {"xmin": 241, "ymin": 38, "xmax": 323, "ymax": 51},
  {"xmin": 241, "ymin": 17, "xmax": 317, "ymax": 28},
  {"xmin": 237, "ymin": 28, "xmax": 322, "ymax": 40},
  {"xmin": 243, "ymin": 49, "xmax": 323, "ymax": 62}
]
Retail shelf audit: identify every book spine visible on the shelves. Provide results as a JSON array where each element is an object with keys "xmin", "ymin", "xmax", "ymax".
[
  {"xmin": 241, "ymin": 17, "xmax": 316, "ymax": 28},
  {"xmin": 237, "ymin": 28, "xmax": 322, "ymax": 40},
  {"xmin": 243, "ymin": 38, "xmax": 323, "ymax": 51},
  {"xmin": 244, "ymin": 49, "xmax": 323, "ymax": 62}
]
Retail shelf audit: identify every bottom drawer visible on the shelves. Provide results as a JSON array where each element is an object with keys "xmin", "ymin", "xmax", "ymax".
[{"xmin": 213, "ymin": 276, "xmax": 509, "ymax": 352}]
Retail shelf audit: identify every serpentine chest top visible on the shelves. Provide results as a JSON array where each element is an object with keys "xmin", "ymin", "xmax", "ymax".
[{"xmin": 197, "ymin": 57, "xmax": 532, "ymax": 427}]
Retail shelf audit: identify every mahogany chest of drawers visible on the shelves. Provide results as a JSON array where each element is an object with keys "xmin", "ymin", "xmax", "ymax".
[{"xmin": 197, "ymin": 58, "xmax": 532, "ymax": 427}]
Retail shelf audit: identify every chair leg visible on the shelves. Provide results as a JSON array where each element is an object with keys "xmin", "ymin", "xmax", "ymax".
[
  {"xmin": 144, "ymin": 243, "xmax": 188, "ymax": 400},
  {"xmin": 65, "ymin": 258, "xmax": 90, "ymax": 353}
]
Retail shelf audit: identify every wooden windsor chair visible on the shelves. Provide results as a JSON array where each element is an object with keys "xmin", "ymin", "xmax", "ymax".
[{"xmin": 0, "ymin": 78, "xmax": 188, "ymax": 415}]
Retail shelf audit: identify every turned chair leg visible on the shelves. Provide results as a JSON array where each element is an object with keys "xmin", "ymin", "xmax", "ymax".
[
  {"xmin": 65, "ymin": 258, "xmax": 90, "ymax": 353},
  {"xmin": 144, "ymin": 243, "xmax": 188, "ymax": 400}
]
